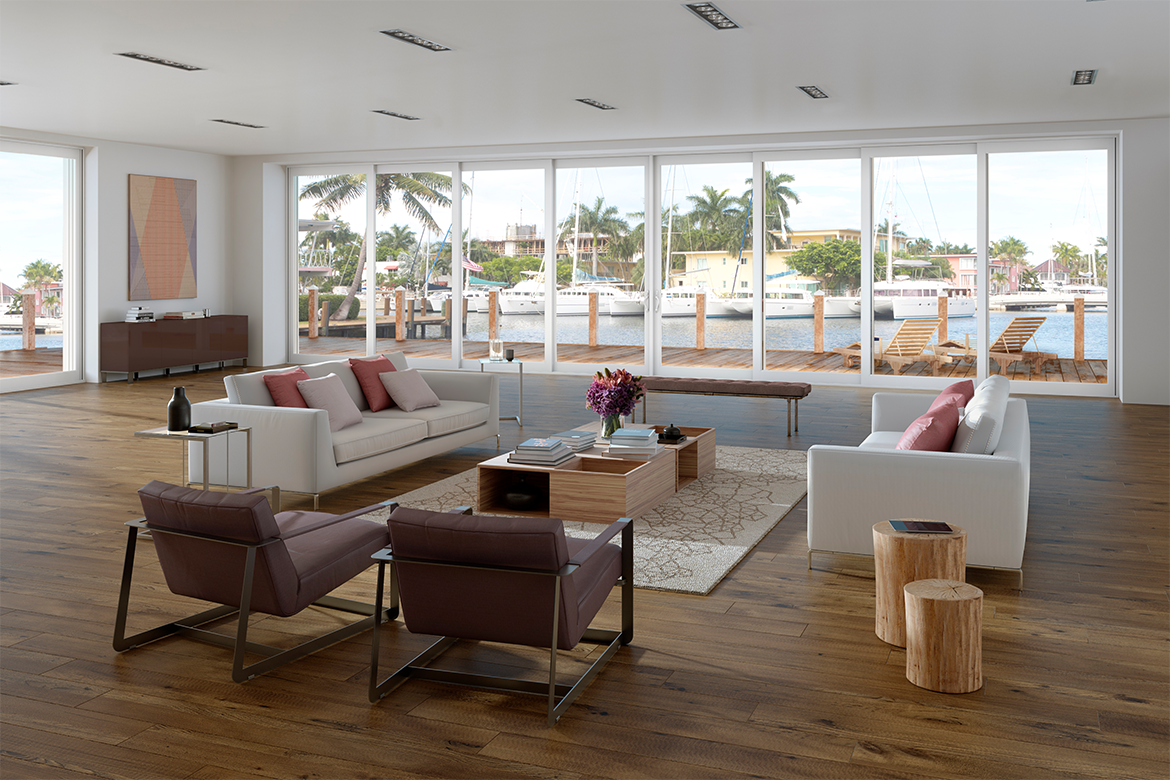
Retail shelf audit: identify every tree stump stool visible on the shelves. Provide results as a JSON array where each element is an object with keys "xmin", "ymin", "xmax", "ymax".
[
  {"xmin": 904, "ymin": 579, "xmax": 984, "ymax": 693},
  {"xmin": 872, "ymin": 520, "xmax": 966, "ymax": 647}
]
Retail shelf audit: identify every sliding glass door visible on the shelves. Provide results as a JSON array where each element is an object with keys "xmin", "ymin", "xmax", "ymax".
[{"xmin": 0, "ymin": 139, "xmax": 81, "ymax": 390}]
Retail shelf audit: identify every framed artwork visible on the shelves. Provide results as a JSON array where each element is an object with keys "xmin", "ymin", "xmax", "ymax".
[{"xmin": 129, "ymin": 174, "xmax": 197, "ymax": 300}]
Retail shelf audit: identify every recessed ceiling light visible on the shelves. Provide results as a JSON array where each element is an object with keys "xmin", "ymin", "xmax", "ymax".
[
  {"xmin": 1072, "ymin": 69, "xmax": 1098, "ymax": 85},
  {"xmin": 684, "ymin": 3, "xmax": 740, "ymax": 30},
  {"xmin": 211, "ymin": 119, "xmax": 266, "ymax": 129},
  {"xmin": 380, "ymin": 29, "xmax": 451, "ymax": 52},
  {"xmin": 576, "ymin": 98, "xmax": 616, "ymax": 110},
  {"xmin": 797, "ymin": 85, "xmax": 829, "ymax": 99},
  {"xmin": 116, "ymin": 52, "xmax": 205, "ymax": 71},
  {"xmin": 372, "ymin": 109, "xmax": 421, "ymax": 121}
]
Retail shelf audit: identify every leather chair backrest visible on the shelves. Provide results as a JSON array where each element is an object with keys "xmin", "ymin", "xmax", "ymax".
[
  {"xmin": 386, "ymin": 507, "xmax": 583, "ymax": 650},
  {"xmin": 138, "ymin": 481, "xmax": 300, "ymax": 616}
]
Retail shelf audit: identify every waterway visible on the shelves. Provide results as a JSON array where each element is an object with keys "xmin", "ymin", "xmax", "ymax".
[{"xmin": 466, "ymin": 309, "xmax": 1107, "ymax": 360}]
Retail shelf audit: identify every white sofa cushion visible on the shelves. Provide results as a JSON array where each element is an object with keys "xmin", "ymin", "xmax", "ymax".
[
  {"xmin": 331, "ymin": 417, "xmax": 428, "ymax": 465},
  {"xmin": 952, "ymin": 374, "xmax": 1010, "ymax": 454},
  {"xmin": 367, "ymin": 400, "xmax": 490, "ymax": 438},
  {"xmin": 860, "ymin": 431, "xmax": 903, "ymax": 450}
]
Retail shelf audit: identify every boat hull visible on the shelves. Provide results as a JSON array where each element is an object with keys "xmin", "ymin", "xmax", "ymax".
[{"xmin": 892, "ymin": 296, "xmax": 976, "ymax": 320}]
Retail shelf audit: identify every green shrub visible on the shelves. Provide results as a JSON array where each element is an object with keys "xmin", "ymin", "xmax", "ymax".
[{"xmin": 298, "ymin": 294, "xmax": 360, "ymax": 322}]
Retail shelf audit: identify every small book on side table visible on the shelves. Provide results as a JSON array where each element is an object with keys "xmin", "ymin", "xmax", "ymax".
[
  {"xmin": 188, "ymin": 421, "xmax": 238, "ymax": 434},
  {"xmin": 889, "ymin": 520, "xmax": 953, "ymax": 534}
]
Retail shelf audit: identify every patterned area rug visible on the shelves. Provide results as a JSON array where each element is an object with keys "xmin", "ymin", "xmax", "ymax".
[{"xmin": 373, "ymin": 446, "xmax": 807, "ymax": 596}]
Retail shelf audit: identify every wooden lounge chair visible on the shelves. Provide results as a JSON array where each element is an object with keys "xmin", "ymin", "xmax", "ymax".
[
  {"xmin": 987, "ymin": 316, "xmax": 1057, "ymax": 375},
  {"xmin": 833, "ymin": 319, "xmax": 951, "ymax": 375}
]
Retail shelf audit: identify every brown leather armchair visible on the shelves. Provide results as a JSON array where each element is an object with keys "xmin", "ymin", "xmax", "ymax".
[
  {"xmin": 369, "ymin": 505, "xmax": 633, "ymax": 725},
  {"xmin": 114, "ymin": 481, "xmax": 394, "ymax": 682}
]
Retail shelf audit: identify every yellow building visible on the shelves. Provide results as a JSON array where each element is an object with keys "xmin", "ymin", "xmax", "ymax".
[{"xmin": 675, "ymin": 228, "xmax": 887, "ymax": 293}]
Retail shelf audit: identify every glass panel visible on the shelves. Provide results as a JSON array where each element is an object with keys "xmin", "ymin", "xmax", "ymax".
[
  {"xmin": 989, "ymin": 149, "xmax": 1109, "ymax": 383},
  {"xmin": 660, "ymin": 161, "xmax": 753, "ymax": 371},
  {"xmin": 460, "ymin": 168, "xmax": 545, "ymax": 363},
  {"xmin": 0, "ymin": 150, "xmax": 72, "ymax": 378},
  {"xmin": 870, "ymin": 155, "xmax": 977, "ymax": 379},
  {"xmin": 295, "ymin": 172, "xmax": 369, "ymax": 358},
  {"xmin": 372, "ymin": 171, "xmax": 455, "ymax": 361},
  {"xmin": 762, "ymin": 159, "xmax": 861, "ymax": 373},
  {"xmin": 554, "ymin": 165, "xmax": 645, "ymax": 367}
]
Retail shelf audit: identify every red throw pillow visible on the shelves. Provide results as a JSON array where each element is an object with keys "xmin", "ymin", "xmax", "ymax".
[
  {"xmin": 928, "ymin": 379, "xmax": 974, "ymax": 413},
  {"xmin": 349, "ymin": 355, "xmax": 396, "ymax": 411},
  {"xmin": 896, "ymin": 398, "xmax": 961, "ymax": 451},
  {"xmin": 263, "ymin": 367, "xmax": 309, "ymax": 407}
]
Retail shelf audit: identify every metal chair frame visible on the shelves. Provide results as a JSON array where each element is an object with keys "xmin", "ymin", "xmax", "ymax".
[
  {"xmin": 113, "ymin": 490, "xmax": 397, "ymax": 682},
  {"xmin": 369, "ymin": 509, "xmax": 633, "ymax": 726}
]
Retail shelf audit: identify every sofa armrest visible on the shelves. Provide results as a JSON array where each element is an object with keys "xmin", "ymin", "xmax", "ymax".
[
  {"xmin": 871, "ymin": 392, "xmax": 935, "ymax": 432},
  {"xmin": 190, "ymin": 399, "xmax": 332, "ymax": 495},
  {"xmin": 807, "ymin": 444, "xmax": 1029, "ymax": 569}
]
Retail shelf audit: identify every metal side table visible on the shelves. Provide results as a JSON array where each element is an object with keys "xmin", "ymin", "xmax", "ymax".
[{"xmin": 479, "ymin": 358, "xmax": 523, "ymax": 426}]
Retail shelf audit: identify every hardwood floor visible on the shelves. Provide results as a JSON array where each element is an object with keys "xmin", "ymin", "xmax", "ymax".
[{"xmin": 1, "ymin": 367, "xmax": 1166, "ymax": 779}]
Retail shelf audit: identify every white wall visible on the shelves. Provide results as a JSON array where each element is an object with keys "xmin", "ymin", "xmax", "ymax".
[{"xmin": 83, "ymin": 140, "xmax": 231, "ymax": 382}]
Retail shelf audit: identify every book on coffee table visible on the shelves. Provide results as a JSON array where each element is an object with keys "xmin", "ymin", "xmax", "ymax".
[{"xmin": 889, "ymin": 520, "xmax": 953, "ymax": 534}]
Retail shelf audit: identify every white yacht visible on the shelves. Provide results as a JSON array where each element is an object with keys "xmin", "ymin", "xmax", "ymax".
[
  {"xmin": 554, "ymin": 284, "xmax": 630, "ymax": 315},
  {"xmin": 608, "ymin": 289, "xmax": 647, "ymax": 316},
  {"xmin": 823, "ymin": 295, "xmax": 861, "ymax": 318},
  {"xmin": 660, "ymin": 286, "xmax": 739, "ymax": 318},
  {"xmin": 499, "ymin": 274, "xmax": 545, "ymax": 314},
  {"xmin": 728, "ymin": 285, "xmax": 815, "ymax": 319},
  {"xmin": 867, "ymin": 279, "xmax": 976, "ymax": 320},
  {"xmin": 425, "ymin": 290, "xmax": 451, "ymax": 313},
  {"xmin": 463, "ymin": 287, "xmax": 496, "ymax": 313}
]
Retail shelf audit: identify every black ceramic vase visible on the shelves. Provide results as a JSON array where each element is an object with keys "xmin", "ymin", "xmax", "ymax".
[{"xmin": 167, "ymin": 387, "xmax": 191, "ymax": 432}]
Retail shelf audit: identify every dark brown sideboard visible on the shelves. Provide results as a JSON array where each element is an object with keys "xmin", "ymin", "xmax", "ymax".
[{"xmin": 100, "ymin": 315, "xmax": 248, "ymax": 383}]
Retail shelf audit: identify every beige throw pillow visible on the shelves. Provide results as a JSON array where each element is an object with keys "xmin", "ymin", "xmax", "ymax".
[
  {"xmin": 296, "ymin": 373, "xmax": 364, "ymax": 432},
  {"xmin": 379, "ymin": 369, "xmax": 441, "ymax": 413}
]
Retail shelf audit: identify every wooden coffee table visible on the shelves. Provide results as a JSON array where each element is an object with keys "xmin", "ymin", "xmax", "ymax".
[{"xmin": 476, "ymin": 425, "xmax": 715, "ymax": 524}]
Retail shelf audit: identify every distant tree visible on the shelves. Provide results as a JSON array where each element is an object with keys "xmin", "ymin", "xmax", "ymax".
[
  {"xmin": 1019, "ymin": 267, "xmax": 1044, "ymax": 292},
  {"xmin": 785, "ymin": 239, "xmax": 862, "ymax": 293},
  {"xmin": 377, "ymin": 224, "xmax": 417, "ymax": 262},
  {"xmin": 906, "ymin": 237, "xmax": 934, "ymax": 256},
  {"xmin": 936, "ymin": 240, "xmax": 975, "ymax": 255},
  {"xmin": 991, "ymin": 271, "xmax": 1008, "ymax": 295},
  {"xmin": 558, "ymin": 196, "xmax": 630, "ymax": 277},
  {"xmin": 19, "ymin": 259, "xmax": 61, "ymax": 316},
  {"xmin": 299, "ymin": 172, "xmax": 457, "ymax": 319},
  {"xmin": 991, "ymin": 236, "xmax": 1030, "ymax": 270},
  {"xmin": 743, "ymin": 171, "xmax": 800, "ymax": 249},
  {"xmin": 1051, "ymin": 240, "xmax": 1083, "ymax": 277}
]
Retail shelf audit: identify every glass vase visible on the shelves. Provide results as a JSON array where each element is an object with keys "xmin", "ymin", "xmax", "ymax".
[
  {"xmin": 600, "ymin": 413, "xmax": 622, "ymax": 439},
  {"xmin": 488, "ymin": 338, "xmax": 504, "ymax": 361}
]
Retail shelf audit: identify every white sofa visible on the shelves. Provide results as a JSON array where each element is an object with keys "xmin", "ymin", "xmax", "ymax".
[
  {"xmin": 807, "ymin": 391, "xmax": 1030, "ymax": 579},
  {"xmin": 189, "ymin": 354, "xmax": 499, "ymax": 506}
]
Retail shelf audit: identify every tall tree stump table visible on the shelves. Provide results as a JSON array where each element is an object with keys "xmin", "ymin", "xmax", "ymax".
[
  {"xmin": 904, "ymin": 579, "xmax": 984, "ymax": 693},
  {"xmin": 872, "ymin": 520, "xmax": 966, "ymax": 647}
]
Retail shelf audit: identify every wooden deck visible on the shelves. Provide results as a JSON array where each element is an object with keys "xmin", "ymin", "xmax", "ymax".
[
  {"xmin": 297, "ymin": 337, "xmax": 1108, "ymax": 383},
  {"xmin": 0, "ymin": 347, "xmax": 64, "ymax": 379},
  {"xmin": 0, "ymin": 369, "xmax": 1165, "ymax": 779}
]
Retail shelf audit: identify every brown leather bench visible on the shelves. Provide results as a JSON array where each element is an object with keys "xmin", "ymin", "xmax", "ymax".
[{"xmin": 639, "ymin": 377, "xmax": 812, "ymax": 436}]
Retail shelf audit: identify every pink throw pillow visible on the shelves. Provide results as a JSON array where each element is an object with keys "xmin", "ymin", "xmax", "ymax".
[
  {"xmin": 349, "ymin": 355, "xmax": 397, "ymax": 411},
  {"xmin": 896, "ymin": 398, "xmax": 961, "ymax": 451},
  {"xmin": 929, "ymin": 379, "xmax": 974, "ymax": 413},
  {"xmin": 262, "ymin": 368, "xmax": 309, "ymax": 407}
]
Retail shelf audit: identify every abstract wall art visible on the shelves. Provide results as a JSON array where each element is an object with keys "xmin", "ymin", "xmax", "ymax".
[{"xmin": 129, "ymin": 174, "xmax": 197, "ymax": 300}]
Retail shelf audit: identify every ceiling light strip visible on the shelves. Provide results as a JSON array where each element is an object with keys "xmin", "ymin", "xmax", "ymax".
[
  {"xmin": 380, "ymin": 29, "xmax": 451, "ymax": 52},
  {"xmin": 211, "ymin": 119, "xmax": 266, "ymax": 129},
  {"xmin": 372, "ymin": 110, "xmax": 421, "ymax": 121},
  {"xmin": 797, "ymin": 85, "xmax": 829, "ymax": 99},
  {"xmin": 684, "ymin": 3, "xmax": 740, "ymax": 30},
  {"xmin": 116, "ymin": 52, "xmax": 205, "ymax": 71},
  {"xmin": 576, "ymin": 98, "xmax": 616, "ymax": 111}
]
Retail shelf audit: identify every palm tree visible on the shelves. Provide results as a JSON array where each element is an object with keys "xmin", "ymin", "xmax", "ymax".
[
  {"xmin": 19, "ymin": 259, "xmax": 61, "ymax": 316},
  {"xmin": 299, "ymin": 173, "xmax": 456, "ymax": 320},
  {"xmin": 744, "ymin": 171, "xmax": 800, "ymax": 249},
  {"xmin": 1051, "ymin": 241, "xmax": 1082, "ymax": 279},
  {"xmin": 991, "ymin": 271, "xmax": 1008, "ymax": 295},
  {"xmin": 991, "ymin": 236, "xmax": 1030, "ymax": 268},
  {"xmin": 377, "ymin": 224, "xmax": 417, "ymax": 262},
  {"xmin": 686, "ymin": 186, "xmax": 738, "ymax": 233},
  {"xmin": 558, "ymin": 196, "xmax": 630, "ymax": 278}
]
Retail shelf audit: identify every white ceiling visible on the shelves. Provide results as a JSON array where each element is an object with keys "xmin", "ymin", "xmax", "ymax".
[{"xmin": 1, "ymin": 0, "xmax": 1167, "ymax": 158}]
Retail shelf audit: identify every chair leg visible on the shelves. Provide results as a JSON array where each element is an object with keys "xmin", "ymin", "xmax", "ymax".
[{"xmin": 114, "ymin": 524, "xmax": 391, "ymax": 682}]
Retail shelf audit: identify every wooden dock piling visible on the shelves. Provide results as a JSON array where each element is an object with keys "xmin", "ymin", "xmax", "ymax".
[
  {"xmin": 938, "ymin": 296, "xmax": 948, "ymax": 343},
  {"xmin": 589, "ymin": 291, "xmax": 599, "ymax": 347},
  {"xmin": 395, "ymin": 289, "xmax": 406, "ymax": 342},
  {"xmin": 1075, "ymin": 297, "xmax": 1085, "ymax": 360},
  {"xmin": 488, "ymin": 290, "xmax": 499, "ymax": 340},
  {"xmin": 813, "ymin": 294, "xmax": 824, "ymax": 353},
  {"xmin": 307, "ymin": 288, "xmax": 318, "ymax": 340},
  {"xmin": 696, "ymin": 292, "xmax": 706, "ymax": 349}
]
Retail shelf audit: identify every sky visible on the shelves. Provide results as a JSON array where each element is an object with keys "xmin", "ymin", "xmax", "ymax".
[
  {"xmin": 0, "ymin": 151, "xmax": 68, "ymax": 288},
  {"xmin": 293, "ymin": 151, "xmax": 1107, "ymax": 273},
  {"xmin": 0, "ymin": 149, "xmax": 1108, "ymax": 289}
]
